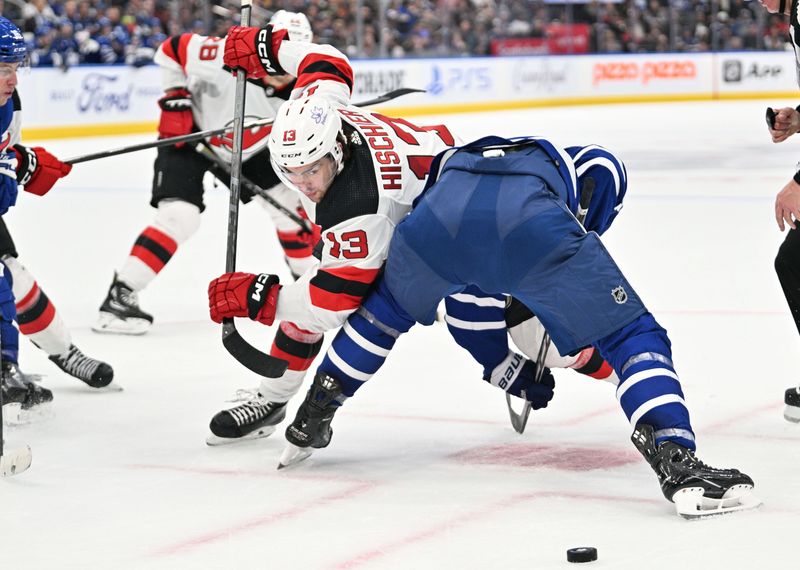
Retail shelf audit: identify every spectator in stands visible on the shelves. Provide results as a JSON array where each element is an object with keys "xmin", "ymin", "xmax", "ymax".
[{"xmin": 7, "ymin": 0, "xmax": 798, "ymax": 65}]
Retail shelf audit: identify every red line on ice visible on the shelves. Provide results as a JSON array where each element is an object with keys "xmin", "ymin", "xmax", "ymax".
[{"xmin": 333, "ymin": 491, "xmax": 661, "ymax": 569}]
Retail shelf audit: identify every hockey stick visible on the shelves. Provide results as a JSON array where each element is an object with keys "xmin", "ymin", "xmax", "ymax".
[
  {"xmin": 64, "ymin": 88, "xmax": 426, "ymax": 166},
  {"xmin": 194, "ymin": 142, "xmax": 313, "ymax": 234},
  {"xmin": 0, "ymin": 354, "xmax": 33, "ymax": 477},
  {"xmin": 506, "ymin": 177, "xmax": 596, "ymax": 434},
  {"xmin": 219, "ymin": 0, "xmax": 289, "ymax": 378}
]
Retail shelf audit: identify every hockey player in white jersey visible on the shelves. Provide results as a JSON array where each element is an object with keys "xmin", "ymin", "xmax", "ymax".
[
  {"xmin": 205, "ymin": 24, "xmax": 458, "ymax": 444},
  {"xmin": 93, "ymin": 12, "xmax": 318, "ymax": 335}
]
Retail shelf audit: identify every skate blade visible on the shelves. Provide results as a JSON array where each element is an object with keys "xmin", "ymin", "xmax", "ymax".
[
  {"xmin": 673, "ymin": 485, "xmax": 763, "ymax": 520},
  {"xmin": 277, "ymin": 443, "xmax": 314, "ymax": 470},
  {"xmin": 783, "ymin": 405, "xmax": 800, "ymax": 423},
  {"xmin": 205, "ymin": 425, "xmax": 278, "ymax": 446},
  {"xmin": 0, "ymin": 445, "xmax": 32, "ymax": 476},
  {"xmin": 2, "ymin": 402, "xmax": 23, "ymax": 425},
  {"xmin": 92, "ymin": 313, "xmax": 151, "ymax": 336}
]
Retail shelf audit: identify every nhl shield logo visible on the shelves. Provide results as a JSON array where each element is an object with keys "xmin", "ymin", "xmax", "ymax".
[{"xmin": 611, "ymin": 286, "xmax": 628, "ymax": 304}]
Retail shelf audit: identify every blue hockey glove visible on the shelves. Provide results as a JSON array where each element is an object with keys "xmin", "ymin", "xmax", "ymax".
[
  {"xmin": 485, "ymin": 351, "xmax": 555, "ymax": 409},
  {"xmin": 0, "ymin": 151, "xmax": 19, "ymax": 215}
]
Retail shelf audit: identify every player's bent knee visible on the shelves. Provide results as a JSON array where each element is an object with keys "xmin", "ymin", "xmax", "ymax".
[
  {"xmin": 0, "ymin": 254, "xmax": 35, "ymax": 298},
  {"xmin": 154, "ymin": 199, "xmax": 202, "ymax": 244}
]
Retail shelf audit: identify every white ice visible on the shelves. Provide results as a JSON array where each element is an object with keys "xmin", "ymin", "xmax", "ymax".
[{"xmin": 2, "ymin": 99, "xmax": 799, "ymax": 569}]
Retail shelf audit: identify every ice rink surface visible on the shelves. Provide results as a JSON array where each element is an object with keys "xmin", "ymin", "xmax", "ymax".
[{"xmin": 2, "ymin": 99, "xmax": 799, "ymax": 569}]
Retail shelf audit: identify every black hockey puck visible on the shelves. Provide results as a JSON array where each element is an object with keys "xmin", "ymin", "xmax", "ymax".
[{"xmin": 567, "ymin": 547, "xmax": 598, "ymax": 563}]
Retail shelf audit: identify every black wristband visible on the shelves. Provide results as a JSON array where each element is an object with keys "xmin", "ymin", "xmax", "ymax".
[
  {"xmin": 793, "ymin": 170, "xmax": 800, "ymax": 185},
  {"xmin": 12, "ymin": 144, "xmax": 36, "ymax": 185},
  {"xmin": 246, "ymin": 273, "xmax": 280, "ymax": 319},
  {"xmin": 255, "ymin": 25, "xmax": 287, "ymax": 76}
]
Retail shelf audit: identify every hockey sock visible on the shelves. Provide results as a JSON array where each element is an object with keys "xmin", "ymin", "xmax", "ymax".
[
  {"xmin": 596, "ymin": 312, "xmax": 695, "ymax": 450},
  {"xmin": 258, "ymin": 321, "xmax": 323, "ymax": 402},
  {"xmin": 118, "ymin": 200, "xmax": 200, "ymax": 291},
  {"xmin": 0, "ymin": 267, "xmax": 19, "ymax": 364},
  {"xmin": 571, "ymin": 348, "xmax": 619, "ymax": 384},
  {"xmin": 317, "ymin": 279, "xmax": 416, "ymax": 399},
  {"xmin": 444, "ymin": 286, "xmax": 510, "ymax": 375},
  {"xmin": 317, "ymin": 311, "xmax": 398, "ymax": 400},
  {"xmin": 0, "ymin": 317, "xmax": 19, "ymax": 364},
  {"xmin": 2, "ymin": 256, "xmax": 71, "ymax": 356}
]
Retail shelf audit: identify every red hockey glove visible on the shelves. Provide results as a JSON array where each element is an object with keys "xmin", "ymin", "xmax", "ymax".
[
  {"xmin": 157, "ymin": 88, "xmax": 194, "ymax": 145},
  {"xmin": 13, "ymin": 145, "xmax": 72, "ymax": 196},
  {"xmin": 208, "ymin": 272, "xmax": 280, "ymax": 325},
  {"xmin": 223, "ymin": 25, "xmax": 286, "ymax": 79},
  {"xmin": 298, "ymin": 223, "xmax": 321, "ymax": 248}
]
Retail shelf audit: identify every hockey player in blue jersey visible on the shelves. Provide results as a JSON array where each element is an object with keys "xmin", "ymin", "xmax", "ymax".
[
  {"xmin": 0, "ymin": 18, "xmax": 114, "ymax": 421},
  {"xmin": 279, "ymin": 136, "xmax": 760, "ymax": 518}
]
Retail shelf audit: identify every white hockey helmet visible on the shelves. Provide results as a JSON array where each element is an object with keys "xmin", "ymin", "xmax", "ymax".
[
  {"xmin": 269, "ymin": 96, "xmax": 344, "ymax": 174},
  {"xmin": 269, "ymin": 10, "xmax": 313, "ymax": 43}
]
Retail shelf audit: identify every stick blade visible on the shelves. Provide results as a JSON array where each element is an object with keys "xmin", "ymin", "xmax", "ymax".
[
  {"xmin": 505, "ymin": 393, "xmax": 531, "ymax": 434},
  {"xmin": 0, "ymin": 445, "xmax": 32, "ymax": 477},
  {"xmin": 221, "ymin": 321, "xmax": 289, "ymax": 378},
  {"xmin": 362, "ymin": 87, "xmax": 426, "ymax": 106}
]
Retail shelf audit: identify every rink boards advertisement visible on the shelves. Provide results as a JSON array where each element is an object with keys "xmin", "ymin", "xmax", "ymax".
[{"xmin": 18, "ymin": 51, "xmax": 800, "ymax": 139}]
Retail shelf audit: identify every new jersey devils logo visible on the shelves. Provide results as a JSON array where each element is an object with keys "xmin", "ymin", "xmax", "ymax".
[{"xmin": 208, "ymin": 116, "xmax": 272, "ymax": 150}]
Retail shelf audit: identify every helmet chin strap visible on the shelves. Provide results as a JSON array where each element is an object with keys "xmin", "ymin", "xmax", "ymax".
[{"xmin": 781, "ymin": 0, "xmax": 787, "ymax": 14}]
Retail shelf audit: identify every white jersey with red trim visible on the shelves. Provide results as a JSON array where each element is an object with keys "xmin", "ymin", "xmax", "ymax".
[
  {"xmin": 154, "ymin": 33, "xmax": 288, "ymax": 162},
  {"xmin": 260, "ymin": 34, "xmax": 460, "ymax": 332}
]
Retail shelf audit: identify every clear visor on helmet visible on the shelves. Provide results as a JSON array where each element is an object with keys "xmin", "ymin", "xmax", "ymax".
[{"xmin": 275, "ymin": 153, "xmax": 332, "ymax": 181}]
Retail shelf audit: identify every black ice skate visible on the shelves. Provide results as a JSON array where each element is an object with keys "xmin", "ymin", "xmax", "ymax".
[
  {"xmin": 278, "ymin": 372, "xmax": 342, "ymax": 469},
  {"xmin": 784, "ymin": 386, "xmax": 800, "ymax": 423},
  {"xmin": 92, "ymin": 274, "xmax": 153, "ymax": 335},
  {"xmin": 1, "ymin": 361, "xmax": 53, "ymax": 424},
  {"xmin": 206, "ymin": 390, "xmax": 287, "ymax": 446},
  {"xmin": 631, "ymin": 424, "xmax": 761, "ymax": 519},
  {"xmin": 49, "ymin": 344, "xmax": 117, "ymax": 390}
]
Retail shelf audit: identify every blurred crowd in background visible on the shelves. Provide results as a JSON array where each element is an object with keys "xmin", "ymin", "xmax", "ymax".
[{"xmin": 0, "ymin": 0, "xmax": 791, "ymax": 68}]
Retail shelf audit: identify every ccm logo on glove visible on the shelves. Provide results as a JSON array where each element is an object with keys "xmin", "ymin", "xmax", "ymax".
[{"xmin": 208, "ymin": 271, "xmax": 281, "ymax": 325}]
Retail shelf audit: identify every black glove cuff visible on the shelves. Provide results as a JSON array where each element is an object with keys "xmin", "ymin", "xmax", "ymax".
[
  {"xmin": 255, "ymin": 25, "xmax": 287, "ymax": 76},
  {"xmin": 246, "ymin": 273, "xmax": 280, "ymax": 319},
  {"xmin": 12, "ymin": 144, "xmax": 36, "ymax": 185},
  {"xmin": 158, "ymin": 89, "xmax": 192, "ymax": 112}
]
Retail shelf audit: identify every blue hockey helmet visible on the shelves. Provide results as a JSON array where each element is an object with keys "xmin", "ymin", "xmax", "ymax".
[{"xmin": 0, "ymin": 17, "xmax": 27, "ymax": 64}]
